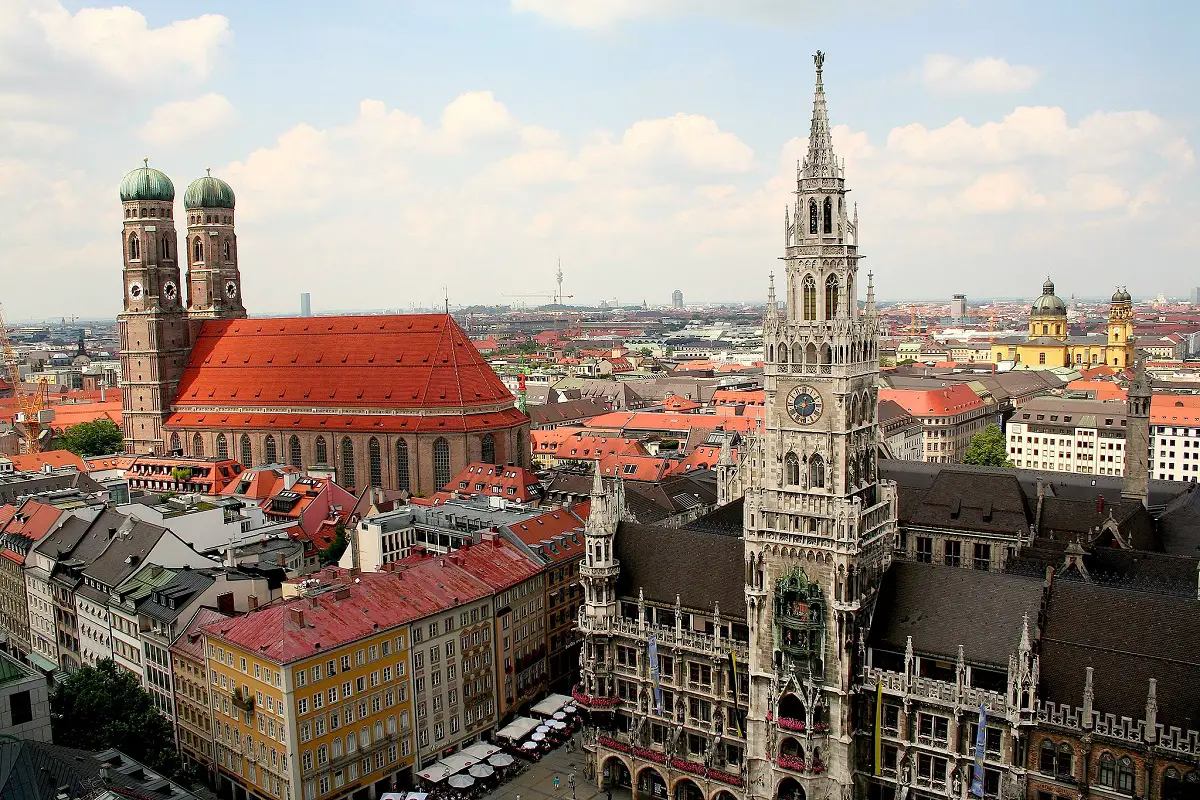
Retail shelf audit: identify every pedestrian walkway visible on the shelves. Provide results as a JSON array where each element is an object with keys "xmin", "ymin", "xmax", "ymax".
[{"xmin": 479, "ymin": 744, "xmax": 632, "ymax": 800}]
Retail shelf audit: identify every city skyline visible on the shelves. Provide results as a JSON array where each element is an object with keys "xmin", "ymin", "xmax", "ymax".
[{"xmin": 3, "ymin": 0, "xmax": 1197, "ymax": 319}]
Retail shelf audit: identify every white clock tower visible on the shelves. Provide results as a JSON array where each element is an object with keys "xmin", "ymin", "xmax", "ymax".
[{"xmin": 742, "ymin": 52, "xmax": 897, "ymax": 800}]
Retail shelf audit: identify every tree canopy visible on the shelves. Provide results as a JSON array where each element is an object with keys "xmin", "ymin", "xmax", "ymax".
[
  {"xmin": 60, "ymin": 418, "xmax": 123, "ymax": 457},
  {"xmin": 51, "ymin": 659, "xmax": 179, "ymax": 775},
  {"xmin": 962, "ymin": 424, "xmax": 1012, "ymax": 467}
]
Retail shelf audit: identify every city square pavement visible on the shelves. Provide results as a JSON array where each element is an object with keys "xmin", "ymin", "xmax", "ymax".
[{"xmin": 480, "ymin": 741, "xmax": 632, "ymax": 800}]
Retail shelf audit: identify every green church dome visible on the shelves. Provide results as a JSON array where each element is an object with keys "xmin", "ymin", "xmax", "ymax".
[
  {"xmin": 1031, "ymin": 277, "xmax": 1067, "ymax": 317},
  {"xmin": 119, "ymin": 161, "xmax": 175, "ymax": 203},
  {"xmin": 184, "ymin": 171, "xmax": 236, "ymax": 210}
]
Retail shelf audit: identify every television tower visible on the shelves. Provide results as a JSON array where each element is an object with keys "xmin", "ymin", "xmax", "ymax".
[{"xmin": 556, "ymin": 258, "xmax": 564, "ymax": 305}]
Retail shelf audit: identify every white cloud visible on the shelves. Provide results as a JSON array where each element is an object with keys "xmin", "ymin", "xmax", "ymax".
[
  {"xmin": 922, "ymin": 55, "xmax": 1041, "ymax": 94},
  {"xmin": 28, "ymin": 1, "xmax": 230, "ymax": 83},
  {"xmin": 511, "ymin": 0, "xmax": 926, "ymax": 30},
  {"xmin": 139, "ymin": 93, "xmax": 236, "ymax": 147}
]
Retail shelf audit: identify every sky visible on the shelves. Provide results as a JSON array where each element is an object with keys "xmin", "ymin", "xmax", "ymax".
[{"xmin": 2, "ymin": 0, "xmax": 1198, "ymax": 320}]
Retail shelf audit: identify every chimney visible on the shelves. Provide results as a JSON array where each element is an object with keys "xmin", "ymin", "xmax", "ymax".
[
  {"xmin": 100, "ymin": 386, "xmax": 106, "ymax": 402},
  {"xmin": 247, "ymin": 595, "xmax": 259, "ymax": 611},
  {"xmin": 216, "ymin": 592, "xmax": 234, "ymax": 614},
  {"xmin": 108, "ymin": 526, "xmax": 117, "ymax": 538},
  {"xmin": 100, "ymin": 763, "xmax": 112, "ymax": 783},
  {"xmin": 1097, "ymin": 494, "xmax": 1104, "ymax": 514},
  {"xmin": 283, "ymin": 470, "xmax": 299, "ymax": 490},
  {"xmin": 333, "ymin": 586, "xmax": 351, "ymax": 601},
  {"xmin": 289, "ymin": 607, "xmax": 304, "ymax": 627}
]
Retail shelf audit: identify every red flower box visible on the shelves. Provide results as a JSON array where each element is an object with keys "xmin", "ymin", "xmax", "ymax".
[
  {"xmin": 778, "ymin": 717, "xmax": 806, "ymax": 732},
  {"xmin": 634, "ymin": 747, "xmax": 666, "ymax": 764},
  {"xmin": 599, "ymin": 737, "xmax": 631, "ymax": 754},
  {"xmin": 813, "ymin": 722, "xmax": 829, "ymax": 733},
  {"xmin": 778, "ymin": 755, "xmax": 806, "ymax": 772},
  {"xmin": 709, "ymin": 769, "xmax": 744, "ymax": 787},
  {"xmin": 669, "ymin": 757, "xmax": 706, "ymax": 777}
]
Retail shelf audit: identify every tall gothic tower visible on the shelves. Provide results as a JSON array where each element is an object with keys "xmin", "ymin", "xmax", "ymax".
[
  {"xmin": 183, "ymin": 170, "xmax": 246, "ymax": 326},
  {"xmin": 118, "ymin": 161, "xmax": 192, "ymax": 454},
  {"xmin": 742, "ymin": 52, "xmax": 897, "ymax": 800}
]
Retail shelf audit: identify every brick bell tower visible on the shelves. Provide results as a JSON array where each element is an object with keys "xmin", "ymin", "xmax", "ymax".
[
  {"xmin": 183, "ymin": 169, "xmax": 247, "ymax": 331},
  {"xmin": 118, "ymin": 160, "xmax": 192, "ymax": 454}
]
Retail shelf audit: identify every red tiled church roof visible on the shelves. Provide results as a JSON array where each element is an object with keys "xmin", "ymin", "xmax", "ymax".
[{"xmin": 174, "ymin": 314, "xmax": 514, "ymax": 412}]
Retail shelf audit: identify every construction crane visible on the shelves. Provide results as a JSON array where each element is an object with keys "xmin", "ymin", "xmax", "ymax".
[
  {"xmin": 0, "ymin": 303, "xmax": 52, "ymax": 453},
  {"xmin": 502, "ymin": 293, "xmax": 574, "ymax": 308}
]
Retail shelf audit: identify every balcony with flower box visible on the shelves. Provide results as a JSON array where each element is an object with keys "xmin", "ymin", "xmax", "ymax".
[{"xmin": 572, "ymin": 684, "xmax": 621, "ymax": 710}]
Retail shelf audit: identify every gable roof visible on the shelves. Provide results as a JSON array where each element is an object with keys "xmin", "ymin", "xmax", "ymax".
[
  {"xmin": 174, "ymin": 314, "xmax": 514, "ymax": 411},
  {"xmin": 615, "ymin": 520, "xmax": 745, "ymax": 617}
]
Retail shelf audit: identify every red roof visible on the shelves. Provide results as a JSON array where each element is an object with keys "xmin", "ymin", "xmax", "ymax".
[
  {"xmin": 503, "ymin": 504, "xmax": 589, "ymax": 564},
  {"xmin": 164, "ymin": 408, "xmax": 526, "ymax": 434},
  {"xmin": 879, "ymin": 384, "xmax": 984, "ymax": 417},
  {"xmin": 397, "ymin": 535, "xmax": 542, "ymax": 592},
  {"xmin": 531, "ymin": 428, "xmax": 648, "ymax": 460},
  {"xmin": 661, "ymin": 394, "xmax": 701, "ymax": 412},
  {"xmin": 2, "ymin": 499, "xmax": 64, "ymax": 541},
  {"xmin": 712, "ymin": 389, "xmax": 765, "ymax": 406},
  {"xmin": 584, "ymin": 411, "xmax": 758, "ymax": 435},
  {"xmin": 174, "ymin": 314, "xmax": 514, "ymax": 412},
  {"xmin": 445, "ymin": 463, "xmax": 542, "ymax": 503},
  {"xmin": 0, "ymin": 506, "xmax": 15, "ymax": 530},
  {"xmin": 8, "ymin": 450, "xmax": 87, "ymax": 472},
  {"xmin": 1066, "ymin": 380, "xmax": 1128, "ymax": 401},
  {"xmin": 1152, "ymin": 394, "xmax": 1200, "ymax": 426},
  {"xmin": 171, "ymin": 606, "xmax": 234, "ymax": 662}
]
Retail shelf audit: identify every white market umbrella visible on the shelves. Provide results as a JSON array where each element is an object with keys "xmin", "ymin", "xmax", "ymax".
[
  {"xmin": 521, "ymin": 741, "xmax": 538, "ymax": 750},
  {"xmin": 549, "ymin": 720, "xmax": 567, "ymax": 730},
  {"xmin": 564, "ymin": 705, "xmax": 577, "ymax": 714},
  {"xmin": 448, "ymin": 775, "xmax": 475, "ymax": 789},
  {"xmin": 469, "ymin": 764, "xmax": 495, "ymax": 779},
  {"xmin": 536, "ymin": 725, "xmax": 551, "ymax": 733},
  {"xmin": 553, "ymin": 711, "xmax": 567, "ymax": 720},
  {"xmin": 532, "ymin": 732, "xmax": 546, "ymax": 741},
  {"xmin": 489, "ymin": 753, "xmax": 515, "ymax": 767}
]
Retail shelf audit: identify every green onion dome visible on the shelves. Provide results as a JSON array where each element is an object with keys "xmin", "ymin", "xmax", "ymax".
[
  {"xmin": 119, "ymin": 161, "xmax": 175, "ymax": 203},
  {"xmin": 184, "ymin": 171, "xmax": 236, "ymax": 210}
]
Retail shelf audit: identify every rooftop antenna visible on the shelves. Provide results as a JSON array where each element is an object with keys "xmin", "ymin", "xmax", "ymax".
[{"xmin": 443, "ymin": 286, "xmax": 449, "ymax": 315}]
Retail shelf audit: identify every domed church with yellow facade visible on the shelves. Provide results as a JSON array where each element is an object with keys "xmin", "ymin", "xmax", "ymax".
[{"xmin": 990, "ymin": 278, "xmax": 1136, "ymax": 369}]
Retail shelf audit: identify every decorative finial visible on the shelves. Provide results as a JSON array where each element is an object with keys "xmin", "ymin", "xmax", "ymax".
[
  {"xmin": 143, "ymin": 157, "xmax": 149, "ymax": 168},
  {"xmin": 814, "ymin": 51, "xmax": 825, "ymax": 72},
  {"xmin": 206, "ymin": 166, "xmax": 212, "ymax": 177}
]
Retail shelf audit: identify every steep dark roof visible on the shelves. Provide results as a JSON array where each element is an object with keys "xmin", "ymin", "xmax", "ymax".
[
  {"xmin": 686, "ymin": 497, "xmax": 745, "ymax": 535},
  {"xmin": 1157, "ymin": 483, "xmax": 1200, "ymax": 556},
  {"xmin": 1040, "ymin": 580, "xmax": 1200, "ymax": 730},
  {"xmin": 867, "ymin": 561, "xmax": 1044, "ymax": 667},
  {"xmin": 615, "ymin": 521, "xmax": 745, "ymax": 618},
  {"xmin": 897, "ymin": 470, "xmax": 1031, "ymax": 535},
  {"xmin": 1036, "ymin": 495, "xmax": 1158, "ymax": 551}
]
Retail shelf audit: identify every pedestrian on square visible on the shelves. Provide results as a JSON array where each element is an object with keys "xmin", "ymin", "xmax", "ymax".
[
  {"xmin": 554, "ymin": 775, "xmax": 560, "ymax": 792},
  {"xmin": 569, "ymin": 773, "xmax": 575, "ymax": 792}
]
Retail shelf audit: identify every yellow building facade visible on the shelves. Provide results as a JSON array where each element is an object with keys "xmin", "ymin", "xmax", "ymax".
[
  {"xmin": 203, "ymin": 582, "xmax": 417, "ymax": 800},
  {"xmin": 991, "ymin": 279, "xmax": 1136, "ymax": 369}
]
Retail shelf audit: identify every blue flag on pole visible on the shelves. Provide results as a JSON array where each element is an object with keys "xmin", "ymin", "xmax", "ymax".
[
  {"xmin": 647, "ymin": 634, "xmax": 663, "ymax": 715},
  {"xmin": 970, "ymin": 704, "xmax": 987, "ymax": 797}
]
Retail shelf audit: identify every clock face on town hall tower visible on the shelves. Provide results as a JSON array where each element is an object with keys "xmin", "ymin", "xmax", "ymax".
[{"xmin": 786, "ymin": 384, "xmax": 823, "ymax": 425}]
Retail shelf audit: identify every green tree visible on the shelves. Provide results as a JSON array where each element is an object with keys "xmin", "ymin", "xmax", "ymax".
[
  {"xmin": 61, "ymin": 418, "xmax": 123, "ymax": 457},
  {"xmin": 319, "ymin": 519, "xmax": 349, "ymax": 566},
  {"xmin": 637, "ymin": 347, "xmax": 654, "ymax": 358},
  {"xmin": 962, "ymin": 424, "xmax": 1012, "ymax": 467},
  {"xmin": 51, "ymin": 659, "xmax": 180, "ymax": 775}
]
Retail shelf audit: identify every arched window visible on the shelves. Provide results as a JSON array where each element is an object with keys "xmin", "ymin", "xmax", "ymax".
[
  {"xmin": 193, "ymin": 238, "xmax": 204, "ymax": 263},
  {"xmin": 216, "ymin": 433, "xmax": 228, "ymax": 459},
  {"xmin": 784, "ymin": 452, "xmax": 800, "ymax": 486},
  {"xmin": 806, "ymin": 343, "xmax": 818, "ymax": 365},
  {"xmin": 128, "ymin": 234, "xmax": 140, "ymax": 260},
  {"xmin": 368, "ymin": 437, "xmax": 382, "ymax": 487},
  {"xmin": 481, "ymin": 433, "xmax": 496, "ymax": 465},
  {"xmin": 169, "ymin": 432, "xmax": 181, "ymax": 453},
  {"xmin": 315, "ymin": 436, "xmax": 328, "ymax": 465},
  {"xmin": 825, "ymin": 274, "xmax": 839, "ymax": 319},
  {"xmin": 1098, "ymin": 753, "xmax": 1115, "ymax": 787},
  {"xmin": 1056, "ymin": 743, "xmax": 1074, "ymax": 779},
  {"xmin": 396, "ymin": 439, "xmax": 411, "ymax": 492},
  {"xmin": 341, "ymin": 438, "xmax": 356, "ymax": 489},
  {"xmin": 239, "ymin": 434, "xmax": 252, "ymax": 468},
  {"xmin": 433, "ymin": 437, "xmax": 451, "ymax": 490},
  {"xmin": 1117, "ymin": 756, "xmax": 1135, "ymax": 794},
  {"xmin": 778, "ymin": 344, "xmax": 789, "ymax": 365},
  {"xmin": 264, "ymin": 435, "xmax": 277, "ymax": 464},
  {"xmin": 1039, "ymin": 741, "xmax": 1055, "ymax": 774},
  {"xmin": 809, "ymin": 199, "xmax": 818, "ymax": 234},
  {"xmin": 192, "ymin": 433, "xmax": 204, "ymax": 458},
  {"xmin": 289, "ymin": 435, "xmax": 302, "ymax": 468},
  {"xmin": 223, "ymin": 240, "xmax": 232, "ymax": 260},
  {"xmin": 802, "ymin": 275, "xmax": 817, "ymax": 321},
  {"xmin": 823, "ymin": 197, "xmax": 833, "ymax": 234},
  {"xmin": 809, "ymin": 453, "xmax": 825, "ymax": 489}
]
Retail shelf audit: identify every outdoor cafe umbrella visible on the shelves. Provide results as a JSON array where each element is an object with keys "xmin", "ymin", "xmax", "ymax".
[
  {"xmin": 532, "ymin": 732, "xmax": 546, "ymax": 741},
  {"xmin": 536, "ymin": 725, "xmax": 551, "ymax": 733},
  {"xmin": 447, "ymin": 775, "xmax": 475, "ymax": 789},
  {"xmin": 489, "ymin": 753, "xmax": 515, "ymax": 768},
  {"xmin": 468, "ymin": 764, "xmax": 495, "ymax": 779},
  {"xmin": 553, "ymin": 712, "xmax": 567, "ymax": 721},
  {"xmin": 549, "ymin": 720, "xmax": 567, "ymax": 730},
  {"xmin": 564, "ymin": 705, "xmax": 577, "ymax": 714},
  {"xmin": 521, "ymin": 741, "xmax": 538, "ymax": 751}
]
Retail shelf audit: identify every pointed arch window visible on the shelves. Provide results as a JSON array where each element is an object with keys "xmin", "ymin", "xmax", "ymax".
[
  {"xmin": 1116, "ymin": 756, "xmax": 1135, "ymax": 794},
  {"xmin": 784, "ymin": 453, "xmax": 800, "ymax": 486},
  {"xmin": 433, "ymin": 437, "xmax": 451, "ymax": 490},
  {"xmin": 223, "ymin": 240, "xmax": 232, "ymax": 261},
  {"xmin": 809, "ymin": 199, "xmax": 818, "ymax": 234},
  {"xmin": 802, "ymin": 275, "xmax": 817, "ymax": 321},
  {"xmin": 1098, "ymin": 753, "xmax": 1115, "ymax": 787},
  {"xmin": 161, "ymin": 234, "xmax": 171, "ymax": 260},
  {"xmin": 129, "ymin": 234, "xmax": 140, "ymax": 260},
  {"xmin": 289, "ymin": 435, "xmax": 302, "ymax": 468},
  {"xmin": 480, "ymin": 433, "xmax": 496, "ymax": 465},
  {"xmin": 169, "ymin": 432, "xmax": 181, "ymax": 454},
  {"xmin": 825, "ymin": 275, "xmax": 839, "ymax": 320},
  {"xmin": 823, "ymin": 197, "xmax": 833, "ymax": 234},
  {"xmin": 239, "ymin": 434, "xmax": 252, "ymax": 467},
  {"xmin": 396, "ymin": 439, "xmax": 411, "ymax": 492},
  {"xmin": 369, "ymin": 437, "xmax": 382, "ymax": 487},
  {"xmin": 315, "ymin": 436, "xmax": 328, "ymax": 465},
  {"xmin": 193, "ymin": 238, "xmax": 204, "ymax": 263},
  {"xmin": 216, "ymin": 433, "xmax": 228, "ymax": 459},
  {"xmin": 263, "ymin": 435, "xmax": 277, "ymax": 464},
  {"xmin": 809, "ymin": 453, "xmax": 825, "ymax": 489},
  {"xmin": 778, "ymin": 344, "xmax": 789, "ymax": 365},
  {"xmin": 341, "ymin": 438, "xmax": 356, "ymax": 489},
  {"xmin": 192, "ymin": 433, "xmax": 204, "ymax": 458}
]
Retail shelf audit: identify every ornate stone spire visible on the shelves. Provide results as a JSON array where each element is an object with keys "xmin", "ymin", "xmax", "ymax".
[
  {"xmin": 592, "ymin": 459, "xmax": 605, "ymax": 497},
  {"xmin": 765, "ymin": 272, "xmax": 778, "ymax": 325},
  {"xmin": 865, "ymin": 271, "xmax": 876, "ymax": 317},
  {"xmin": 802, "ymin": 51, "xmax": 838, "ymax": 180}
]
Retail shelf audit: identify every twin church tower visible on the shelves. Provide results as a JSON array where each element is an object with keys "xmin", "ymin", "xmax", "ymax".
[{"xmin": 118, "ymin": 164, "xmax": 246, "ymax": 454}]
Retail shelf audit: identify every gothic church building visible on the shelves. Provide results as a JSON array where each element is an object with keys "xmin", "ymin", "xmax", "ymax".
[{"xmin": 117, "ymin": 165, "xmax": 528, "ymax": 495}]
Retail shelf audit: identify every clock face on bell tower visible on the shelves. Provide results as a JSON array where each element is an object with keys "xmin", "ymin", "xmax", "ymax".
[{"xmin": 786, "ymin": 385, "xmax": 823, "ymax": 425}]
